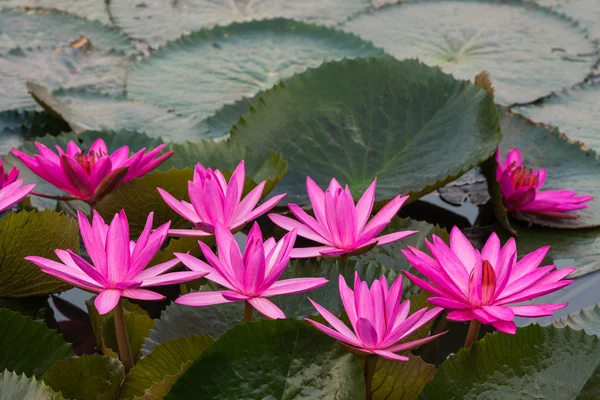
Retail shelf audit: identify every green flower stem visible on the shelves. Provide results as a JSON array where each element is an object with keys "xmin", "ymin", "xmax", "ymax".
[
  {"xmin": 464, "ymin": 319, "xmax": 481, "ymax": 349},
  {"xmin": 244, "ymin": 301, "xmax": 253, "ymax": 323},
  {"xmin": 364, "ymin": 355, "xmax": 377, "ymax": 400},
  {"xmin": 113, "ymin": 299, "xmax": 134, "ymax": 372}
]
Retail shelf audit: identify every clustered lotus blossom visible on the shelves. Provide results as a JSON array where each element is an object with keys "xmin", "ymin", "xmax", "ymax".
[
  {"xmin": 0, "ymin": 160, "xmax": 35, "ymax": 213},
  {"xmin": 26, "ymin": 210, "xmax": 205, "ymax": 314},
  {"xmin": 12, "ymin": 138, "xmax": 173, "ymax": 204},
  {"xmin": 15, "ymin": 144, "xmax": 579, "ymax": 389},
  {"xmin": 270, "ymin": 177, "xmax": 415, "ymax": 258},
  {"xmin": 307, "ymin": 273, "xmax": 445, "ymax": 361},
  {"xmin": 402, "ymin": 227, "xmax": 574, "ymax": 333},
  {"xmin": 159, "ymin": 160, "xmax": 285, "ymax": 237},
  {"xmin": 497, "ymin": 148, "xmax": 593, "ymax": 219},
  {"xmin": 175, "ymin": 221, "xmax": 328, "ymax": 319}
]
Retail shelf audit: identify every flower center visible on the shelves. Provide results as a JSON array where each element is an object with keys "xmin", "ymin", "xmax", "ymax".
[
  {"xmin": 468, "ymin": 259, "xmax": 497, "ymax": 305},
  {"xmin": 76, "ymin": 151, "xmax": 106, "ymax": 175},
  {"xmin": 508, "ymin": 163, "xmax": 538, "ymax": 188}
]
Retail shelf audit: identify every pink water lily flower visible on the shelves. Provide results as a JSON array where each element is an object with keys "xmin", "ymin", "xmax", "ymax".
[
  {"xmin": 26, "ymin": 210, "xmax": 205, "ymax": 314},
  {"xmin": 0, "ymin": 161, "xmax": 35, "ymax": 212},
  {"xmin": 158, "ymin": 160, "xmax": 285, "ymax": 237},
  {"xmin": 402, "ymin": 226, "xmax": 575, "ymax": 334},
  {"xmin": 12, "ymin": 138, "xmax": 173, "ymax": 204},
  {"xmin": 175, "ymin": 221, "xmax": 328, "ymax": 319},
  {"xmin": 497, "ymin": 148, "xmax": 593, "ymax": 219},
  {"xmin": 306, "ymin": 273, "xmax": 444, "ymax": 361},
  {"xmin": 269, "ymin": 177, "xmax": 415, "ymax": 258}
]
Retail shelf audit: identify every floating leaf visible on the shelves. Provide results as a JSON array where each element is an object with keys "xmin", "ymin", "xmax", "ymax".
[
  {"xmin": 110, "ymin": 0, "xmax": 371, "ymax": 46},
  {"xmin": 165, "ymin": 319, "xmax": 364, "ymax": 400},
  {"xmin": 553, "ymin": 303, "xmax": 600, "ymax": 337},
  {"xmin": 343, "ymin": 0, "xmax": 597, "ymax": 105},
  {"xmin": 0, "ymin": 308, "xmax": 74, "ymax": 378},
  {"xmin": 420, "ymin": 324, "xmax": 600, "ymax": 399},
  {"xmin": 372, "ymin": 353, "xmax": 436, "ymax": 400},
  {"xmin": 29, "ymin": 85, "xmax": 210, "ymax": 142},
  {"xmin": 0, "ymin": 8, "xmax": 132, "ymax": 54},
  {"xmin": 498, "ymin": 107, "xmax": 600, "ymax": 228},
  {"xmin": 1, "ymin": 0, "xmax": 111, "ymax": 24},
  {"xmin": 0, "ymin": 210, "xmax": 79, "ymax": 298},
  {"xmin": 513, "ymin": 82, "xmax": 600, "ymax": 152},
  {"xmin": 0, "ymin": 109, "xmax": 69, "ymax": 154},
  {"xmin": 0, "ymin": 370, "xmax": 65, "ymax": 400},
  {"xmin": 43, "ymin": 355, "xmax": 125, "ymax": 400},
  {"xmin": 0, "ymin": 47, "xmax": 130, "ymax": 112},
  {"xmin": 534, "ymin": 0, "xmax": 600, "ymax": 41},
  {"xmin": 118, "ymin": 335, "xmax": 214, "ymax": 400},
  {"xmin": 126, "ymin": 19, "xmax": 384, "ymax": 118},
  {"xmin": 231, "ymin": 56, "xmax": 501, "ymax": 204},
  {"xmin": 437, "ymin": 167, "xmax": 489, "ymax": 206}
]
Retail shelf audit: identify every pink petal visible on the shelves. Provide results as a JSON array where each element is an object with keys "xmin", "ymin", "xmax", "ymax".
[
  {"xmin": 359, "ymin": 195, "xmax": 408, "ymax": 241},
  {"xmin": 158, "ymin": 188, "xmax": 201, "ymax": 224},
  {"xmin": 508, "ymin": 246, "xmax": 549, "ymax": 284},
  {"xmin": 356, "ymin": 317, "xmax": 378, "ymax": 348},
  {"xmin": 449, "ymin": 227, "xmax": 478, "ymax": 273},
  {"xmin": 363, "ymin": 230, "xmax": 417, "ymax": 247},
  {"xmin": 221, "ymin": 291, "xmax": 249, "ymax": 301},
  {"xmin": 509, "ymin": 304, "xmax": 566, "ymax": 317},
  {"xmin": 66, "ymin": 250, "xmax": 110, "ymax": 287},
  {"xmin": 290, "ymin": 246, "xmax": 335, "ymax": 258},
  {"xmin": 355, "ymin": 178, "xmax": 376, "ymax": 232},
  {"xmin": 425, "ymin": 238, "xmax": 469, "ymax": 295},
  {"xmin": 306, "ymin": 176, "xmax": 327, "ymax": 226},
  {"xmin": 472, "ymin": 308, "xmax": 497, "ymax": 324},
  {"xmin": 339, "ymin": 275, "xmax": 358, "ymax": 332},
  {"xmin": 496, "ymin": 280, "xmax": 573, "ymax": 305},
  {"xmin": 307, "ymin": 298, "xmax": 360, "ymax": 345},
  {"xmin": 176, "ymin": 291, "xmax": 232, "ymax": 306},
  {"xmin": 492, "ymin": 320, "xmax": 517, "ymax": 334},
  {"xmin": 122, "ymin": 288, "xmax": 165, "ymax": 301},
  {"xmin": 428, "ymin": 296, "xmax": 471, "ymax": 309},
  {"xmin": 372, "ymin": 350, "xmax": 409, "ymax": 361},
  {"xmin": 481, "ymin": 233, "xmax": 501, "ymax": 267},
  {"xmin": 305, "ymin": 318, "xmax": 361, "ymax": 346},
  {"xmin": 247, "ymin": 297, "xmax": 285, "ymax": 319},
  {"xmin": 77, "ymin": 211, "xmax": 108, "ymax": 276},
  {"xmin": 288, "ymin": 203, "xmax": 329, "ymax": 240},
  {"xmin": 447, "ymin": 309, "xmax": 476, "ymax": 322},
  {"xmin": 232, "ymin": 181, "xmax": 264, "ymax": 223},
  {"xmin": 482, "ymin": 305, "xmax": 514, "ymax": 321},
  {"xmin": 94, "ymin": 289, "xmax": 122, "ymax": 315},
  {"xmin": 167, "ymin": 229, "xmax": 213, "ymax": 237},
  {"xmin": 261, "ymin": 278, "xmax": 328, "ymax": 297},
  {"xmin": 141, "ymin": 271, "xmax": 206, "ymax": 287},
  {"xmin": 401, "ymin": 270, "xmax": 452, "ymax": 299},
  {"xmin": 238, "ymin": 193, "xmax": 286, "ymax": 226},
  {"xmin": 60, "ymin": 155, "xmax": 94, "ymax": 196},
  {"xmin": 0, "ymin": 181, "xmax": 35, "ymax": 212},
  {"xmin": 106, "ymin": 212, "xmax": 130, "ymax": 283},
  {"xmin": 385, "ymin": 331, "xmax": 447, "ymax": 353}
]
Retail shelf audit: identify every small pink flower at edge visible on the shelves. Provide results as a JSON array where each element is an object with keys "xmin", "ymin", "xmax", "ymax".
[
  {"xmin": 11, "ymin": 138, "xmax": 173, "ymax": 204},
  {"xmin": 0, "ymin": 159, "xmax": 34, "ymax": 213},
  {"xmin": 306, "ymin": 273, "xmax": 445, "ymax": 361},
  {"xmin": 497, "ymin": 148, "xmax": 593, "ymax": 219},
  {"xmin": 158, "ymin": 160, "xmax": 286, "ymax": 238},
  {"xmin": 25, "ymin": 210, "xmax": 206, "ymax": 315},
  {"xmin": 269, "ymin": 177, "xmax": 416, "ymax": 258},
  {"xmin": 402, "ymin": 226, "xmax": 575, "ymax": 334},
  {"xmin": 174, "ymin": 221, "xmax": 328, "ymax": 319}
]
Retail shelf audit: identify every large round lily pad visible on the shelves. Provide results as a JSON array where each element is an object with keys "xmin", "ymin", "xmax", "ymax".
[
  {"xmin": 498, "ymin": 107, "xmax": 600, "ymax": 228},
  {"xmin": 0, "ymin": 1, "xmax": 112, "ymax": 24},
  {"xmin": 230, "ymin": 56, "xmax": 501, "ymax": 204},
  {"xmin": 534, "ymin": 0, "xmax": 600, "ymax": 41},
  {"xmin": 0, "ymin": 47, "xmax": 130, "ymax": 112},
  {"xmin": 420, "ymin": 324, "xmax": 600, "ymax": 399},
  {"xmin": 0, "ymin": 8, "xmax": 132, "ymax": 54},
  {"xmin": 109, "ymin": 0, "xmax": 370, "ymax": 46},
  {"xmin": 343, "ymin": 0, "xmax": 597, "ymax": 105},
  {"xmin": 125, "ymin": 19, "xmax": 385, "ymax": 118},
  {"xmin": 513, "ymin": 83, "xmax": 600, "ymax": 152},
  {"xmin": 165, "ymin": 319, "xmax": 364, "ymax": 400},
  {"xmin": 0, "ymin": 371, "xmax": 65, "ymax": 400}
]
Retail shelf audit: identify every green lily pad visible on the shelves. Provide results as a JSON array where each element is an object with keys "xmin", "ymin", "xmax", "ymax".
[
  {"xmin": 0, "ymin": 8, "xmax": 132, "ymax": 54},
  {"xmin": 0, "ymin": 370, "xmax": 65, "ymax": 400},
  {"xmin": 553, "ymin": 303, "xmax": 600, "ymax": 337},
  {"xmin": 0, "ymin": 296, "xmax": 52, "ymax": 321},
  {"xmin": 1, "ymin": 1, "xmax": 111, "ymax": 24},
  {"xmin": 0, "ymin": 308, "xmax": 74, "ymax": 378},
  {"xmin": 29, "ymin": 85, "xmax": 212, "ymax": 142},
  {"xmin": 513, "ymin": 83, "xmax": 600, "ymax": 152},
  {"xmin": 0, "ymin": 47, "xmax": 131, "ymax": 112},
  {"xmin": 118, "ymin": 335, "xmax": 214, "ymax": 400},
  {"xmin": 343, "ymin": 0, "xmax": 597, "ymax": 105},
  {"xmin": 498, "ymin": 107, "xmax": 600, "ymax": 228},
  {"xmin": 109, "ymin": 0, "xmax": 370, "ymax": 46},
  {"xmin": 372, "ymin": 353, "xmax": 436, "ymax": 400},
  {"xmin": 42, "ymin": 354, "xmax": 125, "ymax": 400},
  {"xmin": 0, "ymin": 109, "xmax": 69, "ymax": 154},
  {"xmin": 231, "ymin": 56, "xmax": 501, "ymax": 204},
  {"xmin": 202, "ymin": 95, "xmax": 258, "ymax": 139},
  {"xmin": 534, "ymin": 0, "xmax": 600, "ymax": 41},
  {"xmin": 165, "ymin": 319, "xmax": 364, "ymax": 400},
  {"xmin": 420, "ymin": 324, "xmax": 600, "ymax": 399},
  {"xmin": 125, "ymin": 19, "xmax": 385, "ymax": 118},
  {"xmin": 0, "ymin": 210, "xmax": 79, "ymax": 298}
]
